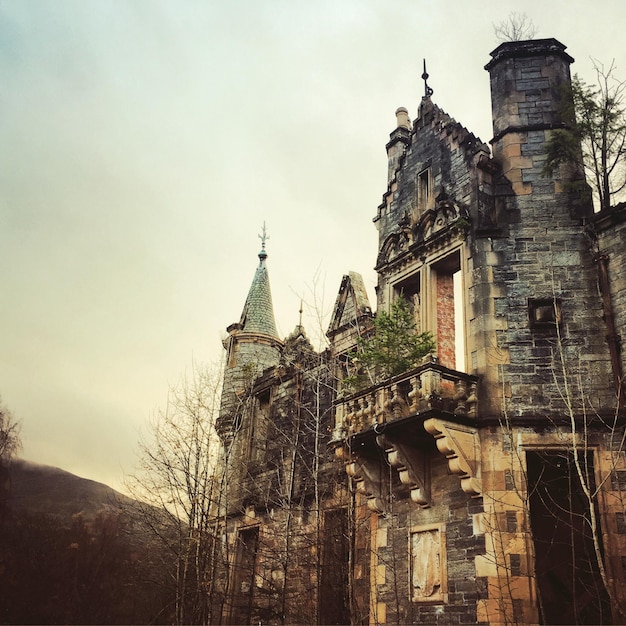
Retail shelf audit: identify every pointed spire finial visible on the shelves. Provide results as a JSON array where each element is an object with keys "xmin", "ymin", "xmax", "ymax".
[
  {"xmin": 258, "ymin": 222, "xmax": 269, "ymax": 262},
  {"xmin": 298, "ymin": 300, "xmax": 303, "ymax": 327},
  {"xmin": 422, "ymin": 59, "xmax": 434, "ymax": 98}
]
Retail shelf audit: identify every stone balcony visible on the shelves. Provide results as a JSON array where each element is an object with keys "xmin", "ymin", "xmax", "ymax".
[
  {"xmin": 331, "ymin": 357, "xmax": 481, "ymax": 513},
  {"xmin": 332, "ymin": 356, "xmax": 478, "ymax": 439}
]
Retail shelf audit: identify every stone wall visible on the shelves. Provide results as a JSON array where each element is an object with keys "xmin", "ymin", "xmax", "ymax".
[
  {"xmin": 483, "ymin": 39, "xmax": 615, "ymax": 420},
  {"xmin": 365, "ymin": 449, "xmax": 487, "ymax": 625},
  {"xmin": 595, "ymin": 203, "xmax": 626, "ymax": 390}
]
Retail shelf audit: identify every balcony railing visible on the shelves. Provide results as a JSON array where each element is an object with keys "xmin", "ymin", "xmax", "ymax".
[
  {"xmin": 332, "ymin": 356, "xmax": 478, "ymax": 442},
  {"xmin": 331, "ymin": 357, "xmax": 482, "ymax": 511}
]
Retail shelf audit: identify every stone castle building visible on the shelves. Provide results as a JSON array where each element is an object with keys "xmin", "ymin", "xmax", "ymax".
[{"xmin": 214, "ymin": 38, "xmax": 626, "ymax": 625}]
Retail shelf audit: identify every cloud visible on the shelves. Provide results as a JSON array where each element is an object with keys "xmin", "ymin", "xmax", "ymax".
[{"xmin": 1, "ymin": 0, "xmax": 625, "ymax": 491}]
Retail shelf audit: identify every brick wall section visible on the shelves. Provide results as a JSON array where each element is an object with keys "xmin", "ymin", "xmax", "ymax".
[{"xmin": 436, "ymin": 272, "xmax": 456, "ymax": 369}]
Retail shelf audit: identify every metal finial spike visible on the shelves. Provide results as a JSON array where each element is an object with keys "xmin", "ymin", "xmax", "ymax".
[
  {"xmin": 258, "ymin": 221, "xmax": 269, "ymax": 250},
  {"xmin": 422, "ymin": 59, "xmax": 434, "ymax": 98},
  {"xmin": 298, "ymin": 300, "xmax": 303, "ymax": 327},
  {"xmin": 258, "ymin": 222, "xmax": 269, "ymax": 262}
]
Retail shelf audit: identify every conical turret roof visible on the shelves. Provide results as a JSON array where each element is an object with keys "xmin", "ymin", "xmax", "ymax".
[{"xmin": 239, "ymin": 246, "xmax": 279, "ymax": 338}]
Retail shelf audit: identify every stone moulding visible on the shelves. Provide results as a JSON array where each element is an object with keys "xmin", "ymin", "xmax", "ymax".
[
  {"xmin": 345, "ymin": 457, "xmax": 387, "ymax": 514},
  {"xmin": 333, "ymin": 361, "xmax": 481, "ymax": 510},
  {"xmin": 423, "ymin": 418, "xmax": 482, "ymax": 495},
  {"xmin": 336, "ymin": 360, "xmax": 478, "ymax": 436},
  {"xmin": 376, "ymin": 433, "xmax": 431, "ymax": 507}
]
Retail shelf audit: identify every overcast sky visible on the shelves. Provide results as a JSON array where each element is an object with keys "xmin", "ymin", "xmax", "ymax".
[{"xmin": 2, "ymin": 0, "xmax": 626, "ymax": 493}]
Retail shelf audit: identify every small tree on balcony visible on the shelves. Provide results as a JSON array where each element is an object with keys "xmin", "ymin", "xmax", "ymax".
[{"xmin": 345, "ymin": 297, "xmax": 435, "ymax": 389}]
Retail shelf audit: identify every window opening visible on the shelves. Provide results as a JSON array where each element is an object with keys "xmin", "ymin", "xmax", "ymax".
[
  {"xmin": 394, "ymin": 273, "xmax": 422, "ymax": 330},
  {"xmin": 453, "ymin": 269, "xmax": 465, "ymax": 372},
  {"xmin": 248, "ymin": 389, "xmax": 270, "ymax": 463},
  {"xmin": 418, "ymin": 168, "xmax": 431, "ymax": 211},
  {"xmin": 529, "ymin": 298, "xmax": 562, "ymax": 330}
]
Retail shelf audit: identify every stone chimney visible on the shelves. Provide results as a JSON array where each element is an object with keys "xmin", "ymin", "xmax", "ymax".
[{"xmin": 386, "ymin": 107, "xmax": 412, "ymax": 183}]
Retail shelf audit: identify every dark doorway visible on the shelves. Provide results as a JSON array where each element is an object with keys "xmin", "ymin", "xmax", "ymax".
[
  {"xmin": 526, "ymin": 450, "xmax": 612, "ymax": 624},
  {"xmin": 320, "ymin": 508, "xmax": 350, "ymax": 625},
  {"xmin": 229, "ymin": 526, "xmax": 259, "ymax": 625}
]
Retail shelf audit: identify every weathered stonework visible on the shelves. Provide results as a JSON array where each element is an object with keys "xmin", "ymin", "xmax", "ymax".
[{"xmin": 214, "ymin": 37, "xmax": 626, "ymax": 625}]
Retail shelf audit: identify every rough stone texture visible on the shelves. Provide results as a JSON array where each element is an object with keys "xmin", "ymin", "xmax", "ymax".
[
  {"xmin": 594, "ymin": 203, "xmax": 626, "ymax": 384},
  {"xmin": 362, "ymin": 450, "xmax": 486, "ymax": 625},
  {"xmin": 218, "ymin": 344, "xmax": 349, "ymax": 624},
  {"xmin": 215, "ymin": 37, "xmax": 626, "ymax": 626},
  {"xmin": 486, "ymin": 39, "xmax": 614, "ymax": 420}
]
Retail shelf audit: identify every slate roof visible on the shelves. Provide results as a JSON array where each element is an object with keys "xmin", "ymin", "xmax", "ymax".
[{"xmin": 239, "ymin": 249, "xmax": 279, "ymax": 338}]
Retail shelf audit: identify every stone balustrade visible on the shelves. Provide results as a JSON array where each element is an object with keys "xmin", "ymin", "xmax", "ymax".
[{"xmin": 332, "ymin": 356, "xmax": 478, "ymax": 442}]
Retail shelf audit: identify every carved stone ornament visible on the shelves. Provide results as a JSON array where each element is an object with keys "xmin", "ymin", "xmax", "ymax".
[
  {"xmin": 423, "ymin": 418, "xmax": 482, "ymax": 495},
  {"xmin": 414, "ymin": 192, "xmax": 469, "ymax": 246},
  {"xmin": 376, "ymin": 433, "xmax": 431, "ymax": 507},
  {"xmin": 376, "ymin": 191, "xmax": 469, "ymax": 270},
  {"xmin": 345, "ymin": 457, "xmax": 388, "ymax": 513},
  {"xmin": 411, "ymin": 528, "xmax": 443, "ymax": 601}
]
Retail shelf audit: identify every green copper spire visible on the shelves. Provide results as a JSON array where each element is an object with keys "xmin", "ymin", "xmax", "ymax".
[{"xmin": 238, "ymin": 224, "xmax": 279, "ymax": 338}]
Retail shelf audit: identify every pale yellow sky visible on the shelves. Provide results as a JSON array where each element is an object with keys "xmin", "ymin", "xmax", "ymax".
[{"xmin": 2, "ymin": 0, "xmax": 625, "ymax": 492}]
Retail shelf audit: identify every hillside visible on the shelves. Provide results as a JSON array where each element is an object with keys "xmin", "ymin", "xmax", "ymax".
[
  {"xmin": 0, "ymin": 459, "xmax": 176, "ymax": 624},
  {"xmin": 8, "ymin": 458, "xmax": 134, "ymax": 520}
]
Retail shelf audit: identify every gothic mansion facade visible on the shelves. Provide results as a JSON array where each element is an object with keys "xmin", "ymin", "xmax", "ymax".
[{"xmin": 214, "ymin": 39, "xmax": 626, "ymax": 625}]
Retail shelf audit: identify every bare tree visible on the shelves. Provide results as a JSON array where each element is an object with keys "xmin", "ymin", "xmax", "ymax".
[
  {"xmin": 0, "ymin": 397, "xmax": 21, "ymax": 523},
  {"xmin": 126, "ymin": 361, "xmax": 225, "ymax": 625},
  {"xmin": 493, "ymin": 13, "xmax": 537, "ymax": 42},
  {"xmin": 478, "ymin": 288, "xmax": 626, "ymax": 624},
  {"xmin": 545, "ymin": 62, "xmax": 626, "ymax": 211},
  {"xmin": 0, "ymin": 397, "xmax": 21, "ymax": 465}
]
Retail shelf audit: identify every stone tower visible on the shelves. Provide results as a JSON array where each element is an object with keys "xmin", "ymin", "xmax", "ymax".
[
  {"xmin": 215, "ymin": 232, "xmax": 283, "ymax": 506},
  {"xmin": 483, "ymin": 39, "xmax": 614, "ymax": 418},
  {"xmin": 330, "ymin": 38, "xmax": 626, "ymax": 624}
]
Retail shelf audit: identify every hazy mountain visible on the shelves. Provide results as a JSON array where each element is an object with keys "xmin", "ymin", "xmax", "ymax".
[
  {"xmin": 8, "ymin": 458, "xmax": 134, "ymax": 520},
  {"xmin": 0, "ymin": 459, "xmax": 175, "ymax": 624}
]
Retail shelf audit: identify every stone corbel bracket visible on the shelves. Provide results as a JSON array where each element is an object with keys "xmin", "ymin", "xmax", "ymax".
[
  {"xmin": 376, "ymin": 433, "xmax": 431, "ymax": 507},
  {"xmin": 424, "ymin": 418, "xmax": 482, "ymax": 495},
  {"xmin": 345, "ymin": 456, "xmax": 388, "ymax": 514}
]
